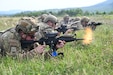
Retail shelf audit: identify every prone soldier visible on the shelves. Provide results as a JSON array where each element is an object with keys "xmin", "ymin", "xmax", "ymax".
[
  {"xmin": 59, "ymin": 14, "xmax": 70, "ymax": 26},
  {"xmin": 0, "ymin": 16, "xmax": 66, "ymax": 60},
  {"xmin": 81, "ymin": 16, "xmax": 90, "ymax": 27},
  {"xmin": 35, "ymin": 14, "xmax": 66, "ymax": 57},
  {"xmin": 81, "ymin": 16, "xmax": 102, "ymax": 30},
  {"xmin": 0, "ymin": 17, "xmax": 44, "ymax": 59}
]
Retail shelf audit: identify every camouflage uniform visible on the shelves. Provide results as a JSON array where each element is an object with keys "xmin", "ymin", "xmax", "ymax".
[
  {"xmin": 59, "ymin": 15, "xmax": 70, "ymax": 26},
  {"xmin": 69, "ymin": 17, "xmax": 81, "ymax": 23},
  {"xmin": 38, "ymin": 14, "xmax": 48, "ymax": 23},
  {"xmin": 70, "ymin": 16, "xmax": 90, "ymax": 30},
  {"xmin": 34, "ymin": 15, "xmax": 59, "ymax": 59},
  {"xmin": 65, "ymin": 17, "xmax": 84, "ymax": 30},
  {"xmin": 81, "ymin": 16, "xmax": 90, "ymax": 27},
  {"xmin": 71, "ymin": 21, "xmax": 84, "ymax": 30},
  {"xmin": 0, "ymin": 17, "xmax": 40, "ymax": 59},
  {"xmin": 74, "ymin": 17, "xmax": 81, "ymax": 21},
  {"xmin": 74, "ymin": 16, "xmax": 90, "ymax": 29},
  {"xmin": 35, "ymin": 14, "xmax": 58, "ymax": 40},
  {"xmin": 35, "ymin": 23, "xmax": 55, "ymax": 40}
]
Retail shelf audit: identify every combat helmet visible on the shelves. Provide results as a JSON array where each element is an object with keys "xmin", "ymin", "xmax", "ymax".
[
  {"xmin": 41, "ymin": 14, "xmax": 48, "ymax": 18},
  {"xmin": 75, "ymin": 17, "xmax": 81, "ymax": 21},
  {"xmin": 43, "ymin": 15, "xmax": 58, "ymax": 24},
  {"xmin": 81, "ymin": 16, "xmax": 90, "ymax": 23},
  {"xmin": 15, "ymin": 17, "xmax": 38, "ymax": 34},
  {"xmin": 38, "ymin": 14, "xmax": 48, "ymax": 20},
  {"xmin": 63, "ymin": 14, "xmax": 69, "ymax": 20}
]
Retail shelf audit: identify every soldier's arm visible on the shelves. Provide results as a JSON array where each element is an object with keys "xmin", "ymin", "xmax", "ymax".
[
  {"xmin": 20, "ymin": 45, "xmax": 45, "ymax": 59},
  {"xmin": 1, "ymin": 31, "xmax": 44, "ymax": 59}
]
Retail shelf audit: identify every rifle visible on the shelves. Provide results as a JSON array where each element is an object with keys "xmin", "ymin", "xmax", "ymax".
[
  {"xmin": 56, "ymin": 23, "xmax": 80, "ymax": 34},
  {"xmin": 87, "ymin": 22, "xmax": 102, "ymax": 30},
  {"xmin": 20, "ymin": 32, "xmax": 83, "ymax": 57}
]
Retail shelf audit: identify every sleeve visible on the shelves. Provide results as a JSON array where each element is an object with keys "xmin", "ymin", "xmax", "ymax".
[
  {"xmin": 1, "ymin": 31, "xmax": 21, "ymax": 57},
  {"xmin": 36, "ymin": 23, "xmax": 57, "ymax": 37},
  {"xmin": 41, "ymin": 24, "xmax": 56, "ymax": 33},
  {"xmin": 76, "ymin": 21, "xmax": 84, "ymax": 29}
]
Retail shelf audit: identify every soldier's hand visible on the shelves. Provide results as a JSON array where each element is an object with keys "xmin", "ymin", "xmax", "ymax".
[
  {"xmin": 56, "ymin": 40, "xmax": 66, "ymax": 49},
  {"xmin": 64, "ymin": 29, "xmax": 73, "ymax": 34},
  {"xmin": 34, "ymin": 44, "xmax": 46, "ymax": 54}
]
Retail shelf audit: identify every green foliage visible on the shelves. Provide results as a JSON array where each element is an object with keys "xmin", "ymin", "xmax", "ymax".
[
  {"xmin": 10, "ymin": 8, "xmax": 113, "ymax": 17},
  {"xmin": 0, "ymin": 15, "xmax": 113, "ymax": 75}
]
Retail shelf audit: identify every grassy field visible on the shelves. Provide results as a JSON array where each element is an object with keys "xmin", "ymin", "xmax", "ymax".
[{"xmin": 0, "ymin": 15, "xmax": 113, "ymax": 75}]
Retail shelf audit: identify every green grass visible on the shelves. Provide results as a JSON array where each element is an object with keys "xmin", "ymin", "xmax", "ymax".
[
  {"xmin": 0, "ymin": 17, "xmax": 19, "ymax": 31},
  {"xmin": 0, "ymin": 15, "xmax": 113, "ymax": 75}
]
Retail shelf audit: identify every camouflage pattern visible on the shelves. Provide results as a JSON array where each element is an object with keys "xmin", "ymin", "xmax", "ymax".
[
  {"xmin": 57, "ymin": 15, "xmax": 83, "ymax": 31},
  {"xmin": 0, "ymin": 17, "xmax": 42, "ymax": 59},
  {"xmin": 35, "ymin": 22, "xmax": 57, "ymax": 40},
  {"xmin": 35, "ymin": 15, "xmax": 59, "ymax": 59},
  {"xmin": 63, "ymin": 15, "xmax": 70, "ymax": 21},
  {"xmin": 81, "ymin": 16, "xmax": 90, "ymax": 27},
  {"xmin": 0, "ymin": 27, "xmax": 53, "ymax": 59},
  {"xmin": 69, "ymin": 18, "xmax": 75, "ymax": 23},
  {"xmin": 38, "ymin": 14, "xmax": 48, "ymax": 23},
  {"xmin": 59, "ymin": 15, "xmax": 70, "ymax": 25},
  {"xmin": 81, "ymin": 16, "xmax": 90, "ymax": 23},
  {"xmin": 0, "ymin": 16, "xmax": 58, "ymax": 59},
  {"xmin": 43, "ymin": 14, "xmax": 58, "ymax": 24},
  {"xmin": 35, "ymin": 14, "xmax": 58, "ymax": 40},
  {"xmin": 16, "ymin": 17, "xmax": 38, "ymax": 34},
  {"xmin": 70, "ymin": 21, "xmax": 84, "ymax": 30},
  {"xmin": 33, "ymin": 24, "xmax": 57, "ymax": 60},
  {"xmin": 71, "ymin": 16, "xmax": 90, "ymax": 29},
  {"xmin": 75, "ymin": 17, "xmax": 81, "ymax": 21},
  {"xmin": 0, "ymin": 28, "xmax": 22, "ymax": 58},
  {"xmin": 69, "ymin": 17, "xmax": 81, "ymax": 23},
  {"xmin": 69, "ymin": 16, "xmax": 90, "ymax": 29}
]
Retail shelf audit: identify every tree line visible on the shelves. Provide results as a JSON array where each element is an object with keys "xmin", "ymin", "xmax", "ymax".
[{"xmin": 13, "ymin": 8, "xmax": 113, "ymax": 17}]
